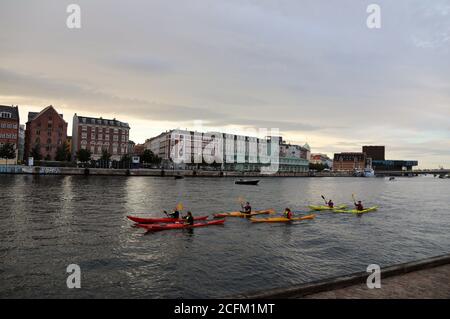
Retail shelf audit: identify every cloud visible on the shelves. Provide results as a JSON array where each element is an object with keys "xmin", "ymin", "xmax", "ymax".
[{"xmin": 0, "ymin": 0, "xmax": 450, "ymax": 167}]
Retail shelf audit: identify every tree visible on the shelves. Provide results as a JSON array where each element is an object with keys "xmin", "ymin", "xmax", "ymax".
[
  {"xmin": 55, "ymin": 142, "xmax": 71, "ymax": 162},
  {"xmin": 141, "ymin": 149, "xmax": 154, "ymax": 164},
  {"xmin": 309, "ymin": 163, "xmax": 329, "ymax": 172},
  {"xmin": 0, "ymin": 143, "xmax": 16, "ymax": 166},
  {"xmin": 31, "ymin": 144, "xmax": 42, "ymax": 161},
  {"xmin": 76, "ymin": 149, "xmax": 91, "ymax": 164},
  {"xmin": 120, "ymin": 154, "xmax": 131, "ymax": 169},
  {"xmin": 101, "ymin": 149, "xmax": 111, "ymax": 162},
  {"xmin": 141, "ymin": 149, "xmax": 162, "ymax": 166}
]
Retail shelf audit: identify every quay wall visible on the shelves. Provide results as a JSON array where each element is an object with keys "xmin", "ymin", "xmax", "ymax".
[{"xmin": 0, "ymin": 165, "xmax": 354, "ymax": 177}]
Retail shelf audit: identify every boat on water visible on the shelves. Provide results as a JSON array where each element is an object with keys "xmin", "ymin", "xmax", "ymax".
[
  {"xmin": 363, "ymin": 167, "xmax": 375, "ymax": 177},
  {"xmin": 174, "ymin": 175, "xmax": 184, "ymax": 180},
  {"xmin": 235, "ymin": 179, "xmax": 259, "ymax": 185}
]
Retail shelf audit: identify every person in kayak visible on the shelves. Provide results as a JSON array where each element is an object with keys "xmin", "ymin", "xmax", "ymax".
[
  {"xmin": 184, "ymin": 211, "xmax": 194, "ymax": 225},
  {"xmin": 327, "ymin": 200, "xmax": 334, "ymax": 208},
  {"xmin": 241, "ymin": 202, "xmax": 252, "ymax": 215},
  {"xmin": 354, "ymin": 201, "xmax": 364, "ymax": 211},
  {"xmin": 284, "ymin": 208, "xmax": 293, "ymax": 219},
  {"xmin": 168, "ymin": 210, "xmax": 180, "ymax": 219}
]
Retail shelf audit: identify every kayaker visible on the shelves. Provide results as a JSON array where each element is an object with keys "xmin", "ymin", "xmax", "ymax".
[
  {"xmin": 242, "ymin": 202, "xmax": 252, "ymax": 215},
  {"xmin": 327, "ymin": 200, "xmax": 334, "ymax": 208},
  {"xmin": 284, "ymin": 208, "xmax": 293, "ymax": 219},
  {"xmin": 354, "ymin": 201, "xmax": 364, "ymax": 211},
  {"xmin": 184, "ymin": 211, "xmax": 194, "ymax": 225},
  {"xmin": 168, "ymin": 210, "xmax": 180, "ymax": 219}
]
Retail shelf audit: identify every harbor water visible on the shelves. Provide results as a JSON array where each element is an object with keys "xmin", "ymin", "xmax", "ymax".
[{"xmin": 1, "ymin": 175, "xmax": 449, "ymax": 298}]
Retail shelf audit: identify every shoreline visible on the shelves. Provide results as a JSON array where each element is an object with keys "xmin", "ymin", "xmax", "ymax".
[
  {"xmin": 230, "ymin": 253, "xmax": 450, "ymax": 299},
  {"xmin": 0, "ymin": 166, "xmax": 355, "ymax": 177}
]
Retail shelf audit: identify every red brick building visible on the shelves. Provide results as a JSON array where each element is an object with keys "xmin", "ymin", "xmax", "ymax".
[
  {"xmin": 333, "ymin": 152, "xmax": 366, "ymax": 171},
  {"xmin": 24, "ymin": 106, "xmax": 68, "ymax": 161},
  {"xmin": 0, "ymin": 105, "xmax": 20, "ymax": 164},
  {"xmin": 72, "ymin": 114, "xmax": 130, "ymax": 161}
]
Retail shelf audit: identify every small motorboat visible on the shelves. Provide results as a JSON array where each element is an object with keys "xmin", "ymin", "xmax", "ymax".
[
  {"xmin": 235, "ymin": 179, "xmax": 259, "ymax": 185},
  {"xmin": 174, "ymin": 175, "xmax": 184, "ymax": 180},
  {"xmin": 389, "ymin": 177, "xmax": 395, "ymax": 181}
]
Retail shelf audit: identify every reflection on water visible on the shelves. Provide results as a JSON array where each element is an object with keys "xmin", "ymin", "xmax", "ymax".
[{"xmin": 0, "ymin": 175, "xmax": 449, "ymax": 298}]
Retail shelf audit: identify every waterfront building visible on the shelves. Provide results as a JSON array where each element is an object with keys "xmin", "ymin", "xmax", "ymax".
[
  {"xmin": 133, "ymin": 143, "xmax": 146, "ymax": 156},
  {"xmin": 332, "ymin": 152, "xmax": 366, "ymax": 171},
  {"xmin": 0, "ymin": 105, "xmax": 20, "ymax": 164},
  {"xmin": 362, "ymin": 145, "xmax": 385, "ymax": 161},
  {"xmin": 24, "ymin": 106, "xmax": 68, "ymax": 161},
  {"xmin": 362, "ymin": 145, "xmax": 418, "ymax": 172},
  {"xmin": 310, "ymin": 153, "xmax": 333, "ymax": 168},
  {"xmin": 128, "ymin": 140, "xmax": 136, "ymax": 155},
  {"xmin": 18, "ymin": 124, "xmax": 25, "ymax": 162},
  {"xmin": 372, "ymin": 160, "xmax": 418, "ymax": 171},
  {"xmin": 144, "ymin": 130, "xmax": 310, "ymax": 173},
  {"xmin": 72, "ymin": 114, "xmax": 130, "ymax": 161}
]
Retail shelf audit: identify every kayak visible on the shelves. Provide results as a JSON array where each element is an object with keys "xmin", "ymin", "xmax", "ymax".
[
  {"xmin": 250, "ymin": 214, "xmax": 316, "ymax": 223},
  {"xmin": 213, "ymin": 209, "xmax": 275, "ymax": 218},
  {"xmin": 136, "ymin": 219, "xmax": 225, "ymax": 231},
  {"xmin": 308, "ymin": 204, "xmax": 347, "ymax": 211},
  {"xmin": 333, "ymin": 206, "xmax": 379, "ymax": 214},
  {"xmin": 127, "ymin": 215, "xmax": 208, "ymax": 224}
]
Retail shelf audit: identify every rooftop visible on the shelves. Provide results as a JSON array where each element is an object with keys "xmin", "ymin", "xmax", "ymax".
[
  {"xmin": 0, "ymin": 105, "xmax": 20, "ymax": 120},
  {"xmin": 75, "ymin": 114, "xmax": 130, "ymax": 128}
]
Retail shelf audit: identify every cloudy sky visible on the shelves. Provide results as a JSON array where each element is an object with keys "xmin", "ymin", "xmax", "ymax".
[{"xmin": 1, "ymin": 0, "xmax": 449, "ymax": 167}]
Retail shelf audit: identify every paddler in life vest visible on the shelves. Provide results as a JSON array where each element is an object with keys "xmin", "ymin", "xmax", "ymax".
[
  {"xmin": 242, "ymin": 202, "xmax": 252, "ymax": 215},
  {"xmin": 284, "ymin": 208, "xmax": 293, "ymax": 219},
  {"xmin": 184, "ymin": 211, "xmax": 194, "ymax": 225},
  {"xmin": 168, "ymin": 210, "xmax": 180, "ymax": 219},
  {"xmin": 327, "ymin": 200, "xmax": 334, "ymax": 208},
  {"xmin": 354, "ymin": 201, "xmax": 364, "ymax": 211}
]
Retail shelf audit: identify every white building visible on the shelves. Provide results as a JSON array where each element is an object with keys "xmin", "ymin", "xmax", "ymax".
[{"xmin": 144, "ymin": 129, "xmax": 310, "ymax": 173}]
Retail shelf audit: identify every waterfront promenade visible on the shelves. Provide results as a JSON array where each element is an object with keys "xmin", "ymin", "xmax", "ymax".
[
  {"xmin": 235, "ymin": 254, "xmax": 450, "ymax": 299},
  {"xmin": 0, "ymin": 165, "xmax": 353, "ymax": 177}
]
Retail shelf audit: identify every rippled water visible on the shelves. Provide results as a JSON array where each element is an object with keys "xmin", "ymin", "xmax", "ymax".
[{"xmin": 1, "ymin": 175, "xmax": 449, "ymax": 298}]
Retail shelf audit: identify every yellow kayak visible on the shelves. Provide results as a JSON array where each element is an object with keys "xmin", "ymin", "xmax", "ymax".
[
  {"xmin": 214, "ymin": 209, "xmax": 275, "ymax": 218},
  {"xmin": 333, "ymin": 206, "xmax": 378, "ymax": 214},
  {"xmin": 250, "ymin": 214, "xmax": 316, "ymax": 223},
  {"xmin": 308, "ymin": 204, "xmax": 347, "ymax": 211}
]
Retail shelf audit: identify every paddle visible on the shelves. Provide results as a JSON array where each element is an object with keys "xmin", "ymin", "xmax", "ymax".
[
  {"xmin": 321, "ymin": 195, "xmax": 327, "ymax": 205},
  {"xmin": 352, "ymin": 193, "xmax": 356, "ymax": 204}
]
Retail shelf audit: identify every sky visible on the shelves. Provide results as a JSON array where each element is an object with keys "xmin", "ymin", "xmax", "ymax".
[{"xmin": 1, "ymin": 0, "xmax": 449, "ymax": 168}]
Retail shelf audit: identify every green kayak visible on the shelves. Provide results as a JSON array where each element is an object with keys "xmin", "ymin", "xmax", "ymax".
[{"xmin": 333, "ymin": 206, "xmax": 379, "ymax": 214}]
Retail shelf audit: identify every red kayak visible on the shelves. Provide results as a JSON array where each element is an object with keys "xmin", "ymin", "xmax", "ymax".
[
  {"xmin": 127, "ymin": 215, "xmax": 209, "ymax": 224},
  {"xmin": 137, "ymin": 219, "xmax": 225, "ymax": 231}
]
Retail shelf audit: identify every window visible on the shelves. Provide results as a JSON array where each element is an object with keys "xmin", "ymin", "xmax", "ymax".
[
  {"xmin": 82, "ymin": 125, "xmax": 87, "ymax": 131},
  {"xmin": 91, "ymin": 133, "xmax": 96, "ymax": 140},
  {"xmin": 81, "ymin": 132, "xmax": 87, "ymax": 139},
  {"xmin": 113, "ymin": 135, "xmax": 118, "ymax": 141},
  {"xmin": 0, "ymin": 112, "xmax": 12, "ymax": 118},
  {"xmin": 105, "ymin": 134, "xmax": 110, "ymax": 140}
]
